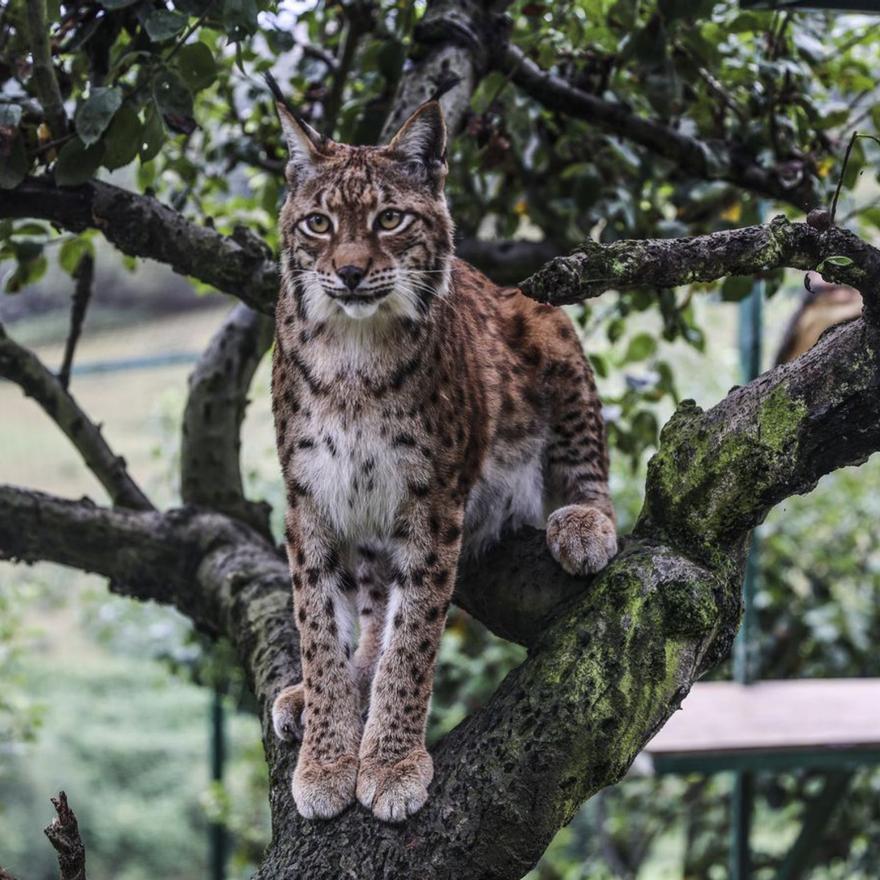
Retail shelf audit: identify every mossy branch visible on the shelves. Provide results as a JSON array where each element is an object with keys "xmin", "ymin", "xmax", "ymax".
[{"xmin": 520, "ymin": 215, "xmax": 880, "ymax": 323}]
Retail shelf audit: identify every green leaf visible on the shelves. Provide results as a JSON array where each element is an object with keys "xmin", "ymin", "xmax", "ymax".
[
  {"xmin": 0, "ymin": 104, "xmax": 23, "ymax": 127},
  {"xmin": 823, "ymin": 255, "xmax": 854, "ymax": 267},
  {"xmin": 139, "ymin": 103, "xmax": 166, "ymax": 162},
  {"xmin": 623, "ymin": 333, "xmax": 658, "ymax": 363},
  {"xmin": 721, "ymin": 275, "xmax": 755, "ymax": 302},
  {"xmin": 99, "ymin": 0, "xmax": 141, "ymax": 8},
  {"xmin": 222, "ymin": 0, "xmax": 258, "ymax": 41},
  {"xmin": 54, "ymin": 137, "xmax": 106, "ymax": 186},
  {"xmin": 103, "ymin": 103, "xmax": 143, "ymax": 170},
  {"xmin": 74, "ymin": 87, "xmax": 123, "ymax": 147},
  {"xmin": 5, "ymin": 253, "xmax": 47, "ymax": 293},
  {"xmin": 144, "ymin": 9, "xmax": 189, "ymax": 42},
  {"xmin": 177, "ymin": 42, "xmax": 217, "ymax": 92},
  {"xmin": 153, "ymin": 69, "xmax": 194, "ymax": 130},
  {"xmin": 0, "ymin": 133, "xmax": 27, "ymax": 189},
  {"xmin": 59, "ymin": 237, "xmax": 96, "ymax": 275}
]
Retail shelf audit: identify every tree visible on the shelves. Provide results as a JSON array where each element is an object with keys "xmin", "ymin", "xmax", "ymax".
[{"xmin": 2, "ymin": 1, "xmax": 880, "ymax": 877}]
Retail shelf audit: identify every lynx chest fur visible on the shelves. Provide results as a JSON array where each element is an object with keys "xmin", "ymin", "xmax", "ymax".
[{"xmin": 269, "ymin": 96, "xmax": 617, "ymax": 824}]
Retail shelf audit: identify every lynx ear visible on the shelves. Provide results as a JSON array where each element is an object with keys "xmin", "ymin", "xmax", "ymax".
[
  {"xmin": 276, "ymin": 102, "xmax": 326, "ymax": 182},
  {"xmin": 387, "ymin": 101, "xmax": 447, "ymax": 182}
]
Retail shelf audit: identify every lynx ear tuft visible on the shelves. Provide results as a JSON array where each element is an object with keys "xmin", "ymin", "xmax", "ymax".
[
  {"xmin": 387, "ymin": 101, "xmax": 447, "ymax": 183},
  {"xmin": 276, "ymin": 102, "xmax": 326, "ymax": 182}
]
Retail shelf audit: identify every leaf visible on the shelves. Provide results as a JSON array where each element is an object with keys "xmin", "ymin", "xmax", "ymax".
[
  {"xmin": 623, "ymin": 333, "xmax": 658, "ymax": 363},
  {"xmin": 177, "ymin": 42, "xmax": 217, "ymax": 92},
  {"xmin": 153, "ymin": 69, "xmax": 195, "ymax": 133},
  {"xmin": 74, "ymin": 87, "xmax": 123, "ymax": 146},
  {"xmin": 0, "ymin": 104, "xmax": 23, "ymax": 127},
  {"xmin": 222, "ymin": 0, "xmax": 258, "ymax": 41},
  {"xmin": 825, "ymin": 255, "xmax": 854, "ymax": 267},
  {"xmin": 139, "ymin": 103, "xmax": 166, "ymax": 162},
  {"xmin": 0, "ymin": 131, "xmax": 27, "ymax": 189},
  {"xmin": 102, "ymin": 103, "xmax": 143, "ymax": 170},
  {"xmin": 144, "ymin": 10, "xmax": 189, "ymax": 42},
  {"xmin": 99, "ymin": 0, "xmax": 141, "ymax": 8},
  {"xmin": 721, "ymin": 275, "xmax": 755, "ymax": 302},
  {"xmin": 54, "ymin": 137, "xmax": 106, "ymax": 186},
  {"xmin": 59, "ymin": 237, "xmax": 96, "ymax": 275}
]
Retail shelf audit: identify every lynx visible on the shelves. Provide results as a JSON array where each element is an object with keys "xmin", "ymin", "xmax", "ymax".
[{"xmin": 270, "ymin": 98, "xmax": 617, "ymax": 823}]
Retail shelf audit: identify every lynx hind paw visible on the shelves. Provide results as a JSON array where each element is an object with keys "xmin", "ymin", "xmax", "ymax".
[
  {"xmin": 357, "ymin": 749, "xmax": 434, "ymax": 823},
  {"xmin": 546, "ymin": 504, "xmax": 618, "ymax": 577},
  {"xmin": 272, "ymin": 683, "xmax": 307, "ymax": 742}
]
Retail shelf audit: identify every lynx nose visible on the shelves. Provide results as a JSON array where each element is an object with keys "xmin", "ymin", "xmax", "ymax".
[{"xmin": 337, "ymin": 265, "xmax": 365, "ymax": 291}]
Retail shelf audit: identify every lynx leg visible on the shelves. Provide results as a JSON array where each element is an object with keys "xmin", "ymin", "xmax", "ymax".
[
  {"xmin": 353, "ymin": 546, "xmax": 391, "ymax": 707},
  {"xmin": 356, "ymin": 506, "xmax": 462, "ymax": 822},
  {"xmin": 545, "ymin": 354, "xmax": 617, "ymax": 576},
  {"xmin": 283, "ymin": 506, "xmax": 360, "ymax": 820}
]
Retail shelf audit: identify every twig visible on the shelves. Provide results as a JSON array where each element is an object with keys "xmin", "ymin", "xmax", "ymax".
[
  {"xmin": 24, "ymin": 0, "xmax": 67, "ymax": 140},
  {"xmin": 321, "ymin": 2, "xmax": 373, "ymax": 136},
  {"xmin": 58, "ymin": 253, "xmax": 93, "ymax": 390},
  {"xmin": 44, "ymin": 792, "xmax": 87, "ymax": 880},
  {"xmin": 830, "ymin": 131, "xmax": 880, "ymax": 225}
]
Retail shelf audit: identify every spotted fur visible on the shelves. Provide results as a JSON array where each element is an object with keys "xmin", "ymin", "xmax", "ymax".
[{"xmin": 270, "ymin": 100, "xmax": 616, "ymax": 823}]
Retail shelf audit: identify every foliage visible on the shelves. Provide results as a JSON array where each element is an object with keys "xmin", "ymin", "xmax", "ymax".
[{"xmin": 2, "ymin": 1, "xmax": 880, "ymax": 465}]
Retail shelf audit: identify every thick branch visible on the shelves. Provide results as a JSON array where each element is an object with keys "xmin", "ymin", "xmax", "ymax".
[
  {"xmin": 520, "ymin": 216, "xmax": 880, "ymax": 318},
  {"xmin": 2, "ymin": 178, "xmax": 280, "ymax": 315},
  {"xmin": 0, "ymin": 325, "xmax": 152, "ymax": 510},
  {"xmin": 380, "ymin": 0, "xmax": 510, "ymax": 142},
  {"xmin": 43, "ymin": 792, "xmax": 86, "ymax": 880},
  {"xmin": 181, "ymin": 303, "xmax": 274, "ymax": 535},
  {"xmin": 502, "ymin": 46, "xmax": 817, "ymax": 210}
]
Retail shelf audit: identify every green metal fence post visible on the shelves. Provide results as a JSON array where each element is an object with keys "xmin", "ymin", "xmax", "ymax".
[{"xmin": 729, "ymin": 261, "xmax": 765, "ymax": 880}]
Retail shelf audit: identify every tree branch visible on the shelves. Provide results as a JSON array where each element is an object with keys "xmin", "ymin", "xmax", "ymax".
[
  {"xmin": 1, "ymin": 178, "xmax": 280, "ymax": 315},
  {"xmin": 380, "ymin": 0, "xmax": 510, "ymax": 142},
  {"xmin": 519, "ymin": 216, "xmax": 880, "ymax": 318},
  {"xmin": 43, "ymin": 792, "xmax": 86, "ymax": 880},
  {"xmin": 58, "ymin": 253, "xmax": 93, "ymax": 390},
  {"xmin": 501, "ymin": 45, "xmax": 817, "ymax": 210},
  {"xmin": 0, "ymin": 325, "xmax": 153, "ymax": 510},
  {"xmin": 181, "ymin": 303, "xmax": 274, "ymax": 536},
  {"xmin": 24, "ymin": 0, "xmax": 67, "ymax": 140}
]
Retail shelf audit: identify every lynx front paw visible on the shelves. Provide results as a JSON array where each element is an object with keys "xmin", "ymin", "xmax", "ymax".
[
  {"xmin": 546, "ymin": 504, "xmax": 618, "ymax": 576},
  {"xmin": 357, "ymin": 748, "xmax": 434, "ymax": 823},
  {"xmin": 292, "ymin": 752, "xmax": 358, "ymax": 820},
  {"xmin": 272, "ymin": 683, "xmax": 306, "ymax": 741}
]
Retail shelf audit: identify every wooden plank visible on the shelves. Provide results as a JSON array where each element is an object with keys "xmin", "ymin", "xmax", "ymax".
[{"xmin": 646, "ymin": 679, "xmax": 880, "ymax": 756}]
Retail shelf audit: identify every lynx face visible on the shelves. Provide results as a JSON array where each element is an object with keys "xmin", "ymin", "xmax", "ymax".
[{"xmin": 278, "ymin": 104, "xmax": 454, "ymax": 322}]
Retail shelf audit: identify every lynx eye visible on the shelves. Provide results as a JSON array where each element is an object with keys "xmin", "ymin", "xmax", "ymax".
[
  {"xmin": 376, "ymin": 209, "xmax": 404, "ymax": 231},
  {"xmin": 304, "ymin": 213, "xmax": 332, "ymax": 234}
]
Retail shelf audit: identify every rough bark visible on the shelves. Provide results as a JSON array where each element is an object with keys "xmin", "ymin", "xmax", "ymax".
[
  {"xmin": 1, "ymin": 177, "xmax": 280, "ymax": 315},
  {"xmin": 43, "ymin": 792, "xmax": 87, "ymax": 880},
  {"xmin": 182, "ymin": 303, "xmax": 274, "ymax": 536},
  {"xmin": 379, "ymin": 0, "xmax": 511, "ymax": 143},
  {"xmin": 500, "ymin": 45, "xmax": 817, "ymax": 211},
  {"xmin": 520, "ymin": 216, "xmax": 880, "ymax": 321}
]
